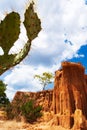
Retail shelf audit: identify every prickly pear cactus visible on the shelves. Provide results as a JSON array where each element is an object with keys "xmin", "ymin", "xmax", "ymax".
[
  {"xmin": 0, "ymin": 12, "xmax": 20, "ymax": 54},
  {"xmin": 24, "ymin": 2, "xmax": 41, "ymax": 41},
  {"xmin": 0, "ymin": 2, "xmax": 41, "ymax": 75}
]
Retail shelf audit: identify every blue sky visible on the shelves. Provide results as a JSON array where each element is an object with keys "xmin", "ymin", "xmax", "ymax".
[
  {"xmin": 0, "ymin": 0, "xmax": 87, "ymax": 100},
  {"xmin": 68, "ymin": 45, "xmax": 87, "ymax": 73}
]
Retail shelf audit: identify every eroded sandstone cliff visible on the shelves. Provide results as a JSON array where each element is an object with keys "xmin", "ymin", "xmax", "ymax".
[
  {"xmin": 12, "ymin": 62, "xmax": 87, "ymax": 129},
  {"xmin": 12, "ymin": 90, "xmax": 53, "ymax": 112},
  {"xmin": 53, "ymin": 62, "xmax": 87, "ymax": 129}
]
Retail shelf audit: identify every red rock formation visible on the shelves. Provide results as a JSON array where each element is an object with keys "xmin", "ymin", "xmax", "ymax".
[
  {"xmin": 84, "ymin": 75, "xmax": 87, "ymax": 96},
  {"xmin": 12, "ymin": 61, "xmax": 87, "ymax": 129},
  {"xmin": 53, "ymin": 62, "xmax": 87, "ymax": 129},
  {"xmin": 73, "ymin": 109, "xmax": 87, "ymax": 130},
  {"xmin": 12, "ymin": 90, "xmax": 53, "ymax": 112}
]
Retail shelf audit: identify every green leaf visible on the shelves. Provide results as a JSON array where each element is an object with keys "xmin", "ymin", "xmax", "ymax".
[{"xmin": 34, "ymin": 72, "xmax": 54, "ymax": 90}]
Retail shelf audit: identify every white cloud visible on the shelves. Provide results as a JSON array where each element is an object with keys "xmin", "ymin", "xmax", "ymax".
[
  {"xmin": 28, "ymin": 0, "xmax": 87, "ymax": 66},
  {"xmin": 0, "ymin": 0, "xmax": 87, "ymax": 100},
  {"xmin": 0, "ymin": 47, "xmax": 4, "ymax": 55},
  {"xmin": 4, "ymin": 64, "xmax": 53, "ymax": 100}
]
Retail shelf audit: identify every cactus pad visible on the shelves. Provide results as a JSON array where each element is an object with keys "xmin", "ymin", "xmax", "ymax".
[
  {"xmin": 0, "ymin": 12, "xmax": 20, "ymax": 54},
  {"xmin": 0, "ymin": 2, "xmax": 41, "ymax": 75},
  {"xmin": 24, "ymin": 2, "xmax": 41, "ymax": 41}
]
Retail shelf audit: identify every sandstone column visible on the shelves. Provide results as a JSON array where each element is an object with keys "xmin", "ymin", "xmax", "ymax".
[{"xmin": 53, "ymin": 62, "xmax": 87, "ymax": 128}]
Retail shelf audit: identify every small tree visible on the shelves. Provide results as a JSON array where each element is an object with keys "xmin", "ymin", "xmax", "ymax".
[
  {"xmin": 34, "ymin": 72, "xmax": 54, "ymax": 90},
  {"xmin": 0, "ymin": 80, "xmax": 9, "ymax": 107}
]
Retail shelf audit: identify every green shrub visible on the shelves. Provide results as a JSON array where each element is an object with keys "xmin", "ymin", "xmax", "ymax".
[
  {"xmin": 5, "ymin": 99, "xmax": 42, "ymax": 122},
  {"xmin": 5, "ymin": 103, "xmax": 14, "ymax": 119},
  {"xmin": 6, "ymin": 101, "xmax": 22, "ymax": 120},
  {"xmin": 0, "ymin": 80, "xmax": 10, "ymax": 108},
  {"xmin": 21, "ymin": 100, "xmax": 42, "ymax": 123}
]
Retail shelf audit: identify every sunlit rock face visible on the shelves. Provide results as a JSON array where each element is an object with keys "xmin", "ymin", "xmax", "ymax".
[
  {"xmin": 53, "ymin": 62, "xmax": 87, "ymax": 129},
  {"xmin": 12, "ymin": 90, "xmax": 53, "ymax": 112}
]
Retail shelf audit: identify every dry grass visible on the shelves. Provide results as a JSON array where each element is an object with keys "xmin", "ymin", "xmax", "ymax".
[
  {"xmin": 0, "ymin": 120, "xmax": 70, "ymax": 130},
  {"xmin": 34, "ymin": 125, "xmax": 69, "ymax": 130},
  {"xmin": 0, "ymin": 120, "xmax": 25, "ymax": 130},
  {"xmin": 0, "ymin": 111, "xmax": 71, "ymax": 130},
  {"xmin": 0, "ymin": 120, "xmax": 36, "ymax": 130}
]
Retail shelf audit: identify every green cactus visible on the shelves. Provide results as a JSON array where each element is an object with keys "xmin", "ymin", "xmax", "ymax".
[
  {"xmin": 0, "ymin": 2, "xmax": 41, "ymax": 75},
  {"xmin": 0, "ymin": 12, "xmax": 20, "ymax": 54},
  {"xmin": 24, "ymin": 2, "xmax": 41, "ymax": 41}
]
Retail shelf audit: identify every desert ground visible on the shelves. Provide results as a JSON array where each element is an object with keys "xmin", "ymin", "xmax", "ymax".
[
  {"xmin": 0, "ymin": 120, "xmax": 68, "ymax": 130},
  {"xmin": 0, "ymin": 110, "xmax": 69, "ymax": 130}
]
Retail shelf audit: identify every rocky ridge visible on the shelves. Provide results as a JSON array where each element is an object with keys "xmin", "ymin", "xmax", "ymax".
[
  {"xmin": 12, "ymin": 62, "xmax": 87, "ymax": 130},
  {"xmin": 12, "ymin": 90, "xmax": 53, "ymax": 112}
]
